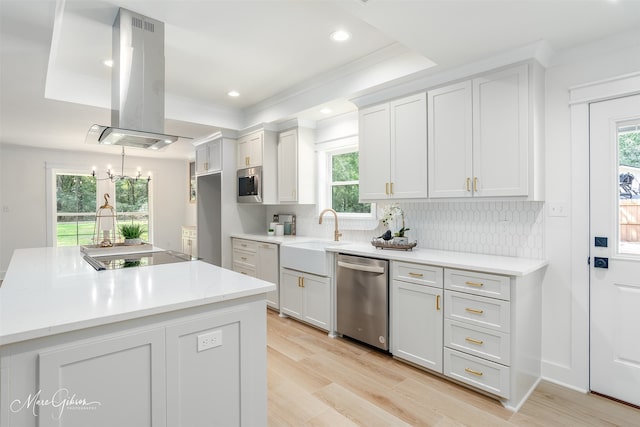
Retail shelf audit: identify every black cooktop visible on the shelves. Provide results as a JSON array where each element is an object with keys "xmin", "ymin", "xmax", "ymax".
[{"xmin": 84, "ymin": 250, "xmax": 197, "ymax": 271}]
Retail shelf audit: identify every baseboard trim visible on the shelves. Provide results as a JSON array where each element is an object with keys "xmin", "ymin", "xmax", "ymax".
[{"xmin": 541, "ymin": 375, "xmax": 589, "ymax": 394}]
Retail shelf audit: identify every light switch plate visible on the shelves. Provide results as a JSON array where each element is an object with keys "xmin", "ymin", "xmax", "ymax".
[{"xmin": 548, "ymin": 202, "xmax": 569, "ymax": 217}]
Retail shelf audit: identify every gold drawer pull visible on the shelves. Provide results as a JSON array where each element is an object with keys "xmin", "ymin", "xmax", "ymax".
[
  {"xmin": 241, "ymin": 257, "xmax": 247, "ymax": 261},
  {"xmin": 465, "ymin": 281, "xmax": 483, "ymax": 287},
  {"xmin": 436, "ymin": 295, "xmax": 441, "ymax": 311},
  {"xmin": 465, "ymin": 368, "xmax": 483, "ymax": 376},
  {"xmin": 466, "ymin": 177, "xmax": 471, "ymax": 192},
  {"xmin": 473, "ymin": 177, "xmax": 478, "ymax": 192},
  {"xmin": 385, "ymin": 182, "xmax": 389, "ymax": 195},
  {"xmin": 465, "ymin": 337, "xmax": 484, "ymax": 345},
  {"xmin": 408, "ymin": 272, "xmax": 424, "ymax": 278},
  {"xmin": 465, "ymin": 307, "xmax": 484, "ymax": 314}
]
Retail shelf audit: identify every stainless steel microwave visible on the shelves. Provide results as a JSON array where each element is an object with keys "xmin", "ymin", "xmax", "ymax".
[{"xmin": 237, "ymin": 166, "xmax": 262, "ymax": 203}]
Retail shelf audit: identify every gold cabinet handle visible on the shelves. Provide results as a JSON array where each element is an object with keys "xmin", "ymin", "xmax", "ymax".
[
  {"xmin": 240, "ymin": 272, "xmax": 247, "ymax": 275},
  {"xmin": 390, "ymin": 182, "xmax": 394, "ymax": 194},
  {"xmin": 300, "ymin": 277, "xmax": 304, "ymax": 288},
  {"xmin": 473, "ymin": 177, "xmax": 478, "ymax": 192},
  {"xmin": 465, "ymin": 337, "xmax": 484, "ymax": 345},
  {"xmin": 385, "ymin": 182, "xmax": 389, "ymax": 195},
  {"xmin": 436, "ymin": 294, "xmax": 441, "ymax": 311},
  {"xmin": 297, "ymin": 277, "xmax": 301, "ymax": 287},
  {"xmin": 465, "ymin": 368, "xmax": 483, "ymax": 376},
  {"xmin": 240, "ymin": 256, "xmax": 247, "ymax": 261},
  {"xmin": 466, "ymin": 177, "xmax": 471, "ymax": 192},
  {"xmin": 408, "ymin": 272, "xmax": 424, "ymax": 278},
  {"xmin": 465, "ymin": 281, "xmax": 484, "ymax": 287},
  {"xmin": 465, "ymin": 307, "xmax": 484, "ymax": 314}
]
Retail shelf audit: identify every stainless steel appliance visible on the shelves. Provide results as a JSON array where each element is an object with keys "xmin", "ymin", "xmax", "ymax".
[
  {"xmin": 84, "ymin": 250, "xmax": 196, "ymax": 271},
  {"xmin": 237, "ymin": 166, "xmax": 262, "ymax": 203},
  {"xmin": 336, "ymin": 254, "xmax": 389, "ymax": 351}
]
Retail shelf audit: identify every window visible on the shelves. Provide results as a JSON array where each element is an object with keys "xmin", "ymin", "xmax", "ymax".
[
  {"xmin": 326, "ymin": 147, "xmax": 372, "ymax": 217},
  {"xmin": 51, "ymin": 168, "xmax": 152, "ymax": 247},
  {"xmin": 618, "ymin": 121, "xmax": 640, "ymax": 255},
  {"xmin": 55, "ymin": 174, "xmax": 97, "ymax": 246}
]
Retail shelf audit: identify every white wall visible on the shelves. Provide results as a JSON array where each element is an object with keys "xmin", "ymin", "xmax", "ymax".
[
  {"xmin": 541, "ymin": 31, "xmax": 640, "ymax": 390},
  {"xmin": 0, "ymin": 144, "xmax": 191, "ymax": 274}
]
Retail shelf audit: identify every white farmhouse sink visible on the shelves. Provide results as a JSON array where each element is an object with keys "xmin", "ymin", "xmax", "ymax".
[{"xmin": 280, "ymin": 240, "xmax": 347, "ymax": 276}]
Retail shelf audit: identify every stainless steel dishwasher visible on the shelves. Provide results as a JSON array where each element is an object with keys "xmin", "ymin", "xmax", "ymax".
[{"xmin": 336, "ymin": 254, "xmax": 389, "ymax": 351}]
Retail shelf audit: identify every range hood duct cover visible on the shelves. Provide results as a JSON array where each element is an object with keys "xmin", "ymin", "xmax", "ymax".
[{"xmin": 86, "ymin": 8, "xmax": 182, "ymax": 150}]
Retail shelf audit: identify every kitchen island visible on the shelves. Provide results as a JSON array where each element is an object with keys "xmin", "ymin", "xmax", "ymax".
[{"xmin": 0, "ymin": 246, "xmax": 275, "ymax": 427}]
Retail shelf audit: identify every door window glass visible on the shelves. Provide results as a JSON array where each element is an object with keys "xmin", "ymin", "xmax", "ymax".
[{"xmin": 618, "ymin": 121, "xmax": 640, "ymax": 255}]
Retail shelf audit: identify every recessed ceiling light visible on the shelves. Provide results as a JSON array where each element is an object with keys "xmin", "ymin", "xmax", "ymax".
[
  {"xmin": 320, "ymin": 108, "xmax": 332, "ymax": 114},
  {"xmin": 103, "ymin": 59, "xmax": 113, "ymax": 67},
  {"xmin": 228, "ymin": 90, "xmax": 240, "ymax": 97},
  {"xmin": 330, "ymin": 30, "xmax": 351, "ymax": 42}
]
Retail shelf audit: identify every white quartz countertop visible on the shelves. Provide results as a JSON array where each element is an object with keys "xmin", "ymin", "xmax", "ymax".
[
  {"xmin": 231, "ymin": 234, "xmax": 547, "ymax": 276},
  {"xmin": 325, "ymin": 243, "xmax": 547, "ymax": 276},
  {"xmin": 0, "ymin": 246, "xmax": 276, "ymax": 346}
]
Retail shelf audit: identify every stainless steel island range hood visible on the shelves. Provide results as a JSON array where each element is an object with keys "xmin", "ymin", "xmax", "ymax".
[{"xmin": 86, "ymin": 8, "xmax": 182, "ymax": 150}]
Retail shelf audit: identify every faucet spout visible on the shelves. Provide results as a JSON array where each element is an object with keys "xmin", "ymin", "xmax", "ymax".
[{"xmin": 319, "ymin": 208, "xmax": 342, "ymax": 241}]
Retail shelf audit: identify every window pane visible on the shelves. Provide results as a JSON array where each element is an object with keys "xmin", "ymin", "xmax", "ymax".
[
  {"xmin": 116, "ymin": 179, "xmax": 150, "ymax": 242},
  {"xmin": 332, "ymin": 184, "xmax": 371, "ymax": 214},
  {"xmin": 56, "ymin": 174, "xmax": 97, "ymax": 246},
  {"xmin": 332, "ymin": 152, "xmax": 360, "ymax": 182},
  {"xmin": 618, "ymin": 122, "xmax": 640, "ymax": 255}
]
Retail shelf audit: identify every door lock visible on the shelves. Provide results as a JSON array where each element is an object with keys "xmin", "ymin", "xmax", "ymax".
[{"xmin": 594, "ymin": 257, "xmax": 609, "ymax": 269}]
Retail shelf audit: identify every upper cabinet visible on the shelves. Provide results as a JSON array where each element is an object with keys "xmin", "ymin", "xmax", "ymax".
[
  {"xmin": 428, "ymin": 64, "xmax": 542, "ymax": 199},
  {"xmin": 194, "ymin": 138, "xmax": 222, "ymax": 176},
  {"xmin": 237, "ymin": 132, "xmax": 263, "ymax": 169},
  {"xmin": 359, "ymin": 92, "xmax": 428, "ymax": 201},
  {"xmin": 278, "ymin": 127, "xmax": 316, "ymax": 204}
]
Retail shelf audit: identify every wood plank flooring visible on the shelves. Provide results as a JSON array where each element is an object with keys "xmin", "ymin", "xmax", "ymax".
[{"xmin": 266, "ymin": 310, "xmax": 640, "ymax": 426}]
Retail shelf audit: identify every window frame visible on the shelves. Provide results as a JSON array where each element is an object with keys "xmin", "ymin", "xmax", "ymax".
[
  {"xmin": 46, "ymin": 164, "xmax": 154, "ymax": 247},
  {"xmin": 320, "ymin": 144, "xmax": 375, "ymax": 220}
]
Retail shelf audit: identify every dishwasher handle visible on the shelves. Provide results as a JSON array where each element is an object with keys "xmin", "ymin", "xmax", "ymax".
[{"xmin": 337, "ymin": 261, "xmax": 385, "ymax": 274}]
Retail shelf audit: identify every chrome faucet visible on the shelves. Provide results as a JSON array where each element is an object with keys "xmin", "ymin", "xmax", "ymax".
[{"xmin": 319, "ymin": 208, "xmax": 342, "ymax": 241}]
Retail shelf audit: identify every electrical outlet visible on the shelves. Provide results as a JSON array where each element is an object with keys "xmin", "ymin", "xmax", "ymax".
[{"xmin": 197, "ymin": 330, "xmax": 223, "ymax": 352}]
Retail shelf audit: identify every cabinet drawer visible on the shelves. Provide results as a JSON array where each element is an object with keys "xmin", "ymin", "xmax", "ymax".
[
  {"xmin": 445, "ymin": 291, "xmax": 510, "ymax": 333},
  {"xmin": 444, "ymin": 319, "xmax": 510, "ymax": 365},
  {"xmin": 232, "ymin": 262, "xmax": 255, "ymax": 277},
  {"xmin": 444, "ymin": 268, "xmax": 510, "ymax": 300},
  {"xmin": 232, "ymin": 250, "xmax": 256, "ymax": 267},
  {"xmin": 444, "ymin": 348, "xmax": 510, "ymax": 398},
  {"xmin": 232, "ymin": 239, "xmax": 257, "ymax": 253},
  {"xmin": 393, "ymin": 261, "xmax": 443, "ymax": 288}
]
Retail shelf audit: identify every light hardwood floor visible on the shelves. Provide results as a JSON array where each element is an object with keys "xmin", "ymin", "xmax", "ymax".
[{"xmin": 267, "ymin": 310, "xmax": 640, "ymax": 426}]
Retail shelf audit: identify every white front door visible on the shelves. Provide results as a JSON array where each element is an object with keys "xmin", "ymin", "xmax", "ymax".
[{"xmin": 589, "ymin": 94, "xmax": 640, "ymax": 406}]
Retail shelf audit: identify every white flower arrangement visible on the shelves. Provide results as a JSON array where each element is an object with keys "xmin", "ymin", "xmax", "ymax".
[{"xmin": 380, "ymin": 203, "xmax": 410, "ymax": 237}]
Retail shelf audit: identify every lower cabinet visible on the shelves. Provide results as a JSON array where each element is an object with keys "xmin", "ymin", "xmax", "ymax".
[
  {"xmin": 13, "ymin": 300, "xmax": 268, "ymax": 427},
  {"xmin": 232, "ymin": 238, "xmax": 279, "ymax": 309},
  {"xmin": 391, "ymin": 262, "xmax": 444, "ymax": 372},
  {"xmin": 280, "ymin": 267, "xmax": 330, "ymax": 331}
]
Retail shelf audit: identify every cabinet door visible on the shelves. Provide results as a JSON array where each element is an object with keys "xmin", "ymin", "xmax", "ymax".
[
  {"xmin": 278, "ymin": 129, "xmax": 298, "ymax": 202},
  {"xmin": 38, "ymin": 329, "xmax": 166, "ymax": 427},
  {"xmin": 391, "ymin": 280, "xmax": 443, "ymax": 372},
  {"xmin": 359, "ymin": 103, "xmax": 391, "ymax": 200},
  {"xmin": 280, "ymin": 268, "xmax": 303, "ymax": 319},
  {"xmin": 248, "ymin": 132, "xmax": 263, "ymax": 167},
  {"xmin": 237, "ymin": 135, "xmax": 250, "ymax": 169},
  {"xmin": 195, "ymin": 144, "xmax": 209, "ymax": 175},
  {"xmin": 256, "ymin": 242, "xmax": 279, "ymax": 308},
  {"xmin": 428, "ymin": 81, "xmax": 473, "ymax": 198},
  {"xmin": 472, "ymin": 65, "xmax": 528, "ymax": 197},
  {"xmin": 390, "ymin": 93, "xmax": 428, "ymax": 199},
  {"xmin": 207, "ymin": 139, "xmax": 222, "ymax": 173},
  {"xmin": 301, "ymin": 273, "xmax": 330, "ymax": 331}
]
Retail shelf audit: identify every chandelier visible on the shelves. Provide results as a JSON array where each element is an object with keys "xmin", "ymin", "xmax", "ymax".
[{"xmin": 92, "ymin": 146, "xmax": 151, "ymax": 183}]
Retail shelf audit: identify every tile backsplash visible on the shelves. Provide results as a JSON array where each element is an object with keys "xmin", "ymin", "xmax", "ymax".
[{"xmin": 267, "ymin": 200, "xmax": 544, "ymax": 259}]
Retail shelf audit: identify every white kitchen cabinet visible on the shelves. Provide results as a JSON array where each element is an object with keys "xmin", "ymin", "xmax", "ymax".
[
  {"xmin": 182, "ymin": 225, "xmax": 197, "ymax": 257},
  {"xmin": 194, "ymin": 138, "xmax": 222, "ymax": 176},
  {"xmin": 278, "ymin": 127, "xmax": 315, "ymax": 204},
  {"xmin": 280, "ymin": 267, "xmax": 330, "ymax": 331},
  {"xmin": 359, "ymin": 92, "xmax": 428, "ymax": 201},
  {"xmin": 391, "ymin": 261, "xmax": 444, "ymax": 372},
  {"xmin": 428, "ymin": 64, "xmax": 535, "ymax": 198},
  {"xmin": 237, "ymin": 131, "xmax": 263, "ymax": 169},
  {"xmin": 232, "ymin": 238, "xmax": 279, "ymax": 309}
]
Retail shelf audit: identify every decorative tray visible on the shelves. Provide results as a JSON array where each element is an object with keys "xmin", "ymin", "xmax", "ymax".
[
  {"xmin": 80, "ymin": 243, "xmax": 154, "ymax": 256},
  {"xmin": 370, "ymin": 239, "xmax": 417, "ymax": 251}
]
